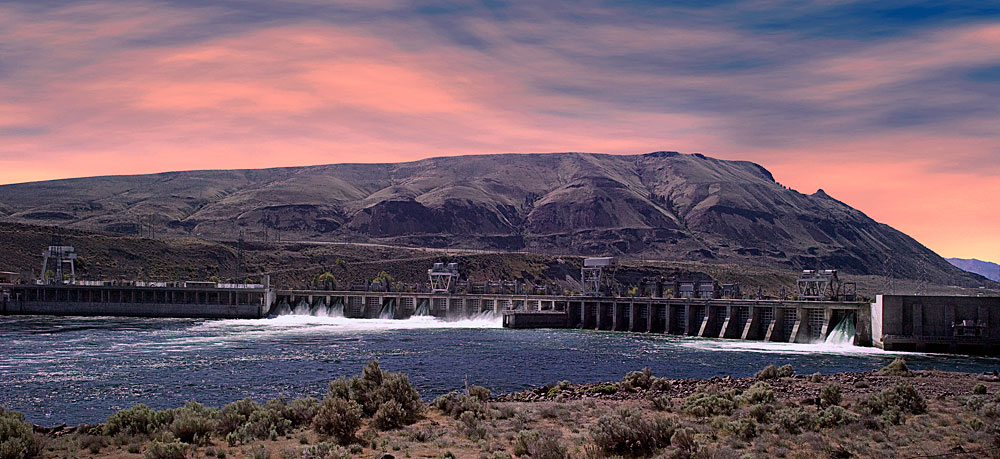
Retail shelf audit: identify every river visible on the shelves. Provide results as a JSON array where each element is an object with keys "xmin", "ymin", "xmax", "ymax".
[{"xmin": 2, "ymin": 313, "xmax": 998, "ymax": 426}]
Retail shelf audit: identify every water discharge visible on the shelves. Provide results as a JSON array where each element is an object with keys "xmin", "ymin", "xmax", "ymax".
[{"xmin": 825, "ymin": 315, "xmax": 857, "ymax": 346}]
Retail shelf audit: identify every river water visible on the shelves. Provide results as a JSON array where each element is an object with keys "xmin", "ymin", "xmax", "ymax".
[{"xmin": 2, "ymin": 314, "xmax": 998, "ymax": 426}]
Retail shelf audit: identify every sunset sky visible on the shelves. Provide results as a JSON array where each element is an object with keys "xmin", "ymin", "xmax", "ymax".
[{"xmin": 1, "ymin": 1, "xmax": 998, "ymax": 261}]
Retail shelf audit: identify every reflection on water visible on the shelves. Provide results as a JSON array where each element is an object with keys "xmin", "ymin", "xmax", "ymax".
[{"xmin": 1, "ymin": 315, "xmax": 998, "ymax": 425}]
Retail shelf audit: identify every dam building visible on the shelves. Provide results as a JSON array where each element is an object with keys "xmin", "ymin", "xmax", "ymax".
[{"xmin": 3, "ymin": 250, "xmax": 1000, "ymax": 354}]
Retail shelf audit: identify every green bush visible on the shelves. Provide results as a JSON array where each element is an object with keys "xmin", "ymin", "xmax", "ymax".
[
  {"xmin": 586, "ymin": 383, "xmax": 618, "ymax": 395},
  {"xmin": 975, "ymin": 384, "xmax": 989, "ymax": 395},
  {"xmin": 168, "ymin": 401, "xmax": 216, "ymax": 445},
  {"xmin": 820, "ymin": 383, "xmax": 842, "ymax": 408},
  {"xmin": 724, "ymin": 418, "xmax": 757, "ymax": 441},
  {"xmin": 737, "ymin": 382, "xmax": 774, "ymax": 405},
  {"xmin": 512, "ymin": 430, "xmax": 567, "ymax": 459},
  {"xmin": 860, "ymin": 382, "xmax": 926, "ymax": 424},
  {"xmin": 458, "ymin": 411, "xmax": 486, "ymax": 440},
  {"xmin": 878, "ymin": 358, "xmax": 913, "ymax": 377},
  {"xmin": 226, "ymin": 405, "xmax": 292, "ymax": 445},
  {"xmin": 681, "ymin": 389, "xmax": 737, "ymax": 417},
  {"xmin": 432, "ymin": 392, "xmax": 485, "ymax": 419},
  {"xmin": 0, "ymin": 407, "xmax": 39, "ymax": 459},
  {"xmin": 622, "ymin": 368, "xmax": 653, "ymax": 391},
  {"xmin": 78, "ymin": 434, "xmax": 107, "ymax": 454},
  {"xmin": 670, "ymin": 428, "xmax": 698, "ymax": 458},
  {"xmin": 746, "ymin": 403, "xmax": 773, "ymax": 423},
  {"xmin": 372, "ymin": 400, "xmax": 407, "ymax": 431},
  {"xmin": 313, "ymin": 397, "xmax": 362, "ymax": 446},
  {"xmin": 651, "ymin": 395, "xmax": 672, "ymax": 411},
  {"xmin": 755, "ymin": 364, "xmax": 779, "ymax": 380},
  {"xmin": 105, "ymin": 404, "xmax": 166, "ymax": 437},
  {"xmin": 301, "ymin": 442, "xmax": 352, "ymax": 459},
  {"xmin": 286, "ymin": 397, "xmax": 320, "ymax": 426},
  {"xmin": 817, "ymin": 405, "xmax": 858, "ymax": 428},
  {"xmin": 468, "ymin": 385, "xmax": 490, "ymax": 402},
  {"xmin": 810, "ymin": 372, "xmax": 823, "ymax": 383},
  {"xmin": 144, "ymin": 441, "xmax": 187, "ymax": 459},
  {"xmin": 590, "ymin": 407, "xmax": 676, "ymax": 456},
  {"xmin": 777, "ymin": 364, "xmax": 794, "ymax": 378},
  {"xmin": 776, "ymin": 407, "xmax": 817, "ymax": 434},
  {"xmin": 327, "ymin": 360, "xmax": 423, "ymax": 426},
  {"xmin": 217, "ymin": 398, "xmax": 262, "ymax": 435}
]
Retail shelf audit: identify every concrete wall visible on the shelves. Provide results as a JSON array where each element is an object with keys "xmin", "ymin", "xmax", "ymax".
[
  {"xmin": 872, "ymin": 295, "xmax": 1000, "ymax": 353},
  {"xmin": 2, "ymin": 301, "xmax": 268, "ymax": 319}
]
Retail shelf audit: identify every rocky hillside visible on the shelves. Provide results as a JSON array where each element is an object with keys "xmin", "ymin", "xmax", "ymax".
[{"xmin": 0, "ymin": 152, "xmax": 976, "ymax": 284}]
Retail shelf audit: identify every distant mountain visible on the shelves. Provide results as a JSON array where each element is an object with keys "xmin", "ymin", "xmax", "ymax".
[
  {"xmin": 947, "ymin": 258, "xmax": 1000, "ymax": 282},
  {"xmin": 0, "ymin": 151, "xmax": 976, "ymax": 285}
]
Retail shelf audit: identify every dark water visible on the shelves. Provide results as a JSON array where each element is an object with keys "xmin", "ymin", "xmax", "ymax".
[{"xmin": 2, "ymin": 314, "xmax": 999, "ymax": 426}]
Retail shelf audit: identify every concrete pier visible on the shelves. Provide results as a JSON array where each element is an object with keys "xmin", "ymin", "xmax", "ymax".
[{"xmin": 872, "ymin": 295, "xmax": 1000, "ymax": 354}]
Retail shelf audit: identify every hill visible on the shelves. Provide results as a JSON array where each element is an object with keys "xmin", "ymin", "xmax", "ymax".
[
  {"xmin": 0, "ymin": 151, "xmax": 978, "ymax": 285},
  {"xmin": 947, "ymin": 258, "xmax": 1000, "ymax": 282}
]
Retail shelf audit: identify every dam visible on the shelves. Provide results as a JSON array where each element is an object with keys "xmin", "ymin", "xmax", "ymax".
[{"xmin": 3, "ymin": 250, "xmax": 1000, "ymax": 354}]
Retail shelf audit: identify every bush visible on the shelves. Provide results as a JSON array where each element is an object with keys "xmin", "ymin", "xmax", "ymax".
[
  {"xmin": 283, "ymin": 397, "xmax": 320, "ymax": 427},
  {"xmin": 860, "ymin": 382, "xmax": 926, "ymax": 424},
  {"xmin": 168, "ymin": 401, "xmax": 216, "ymax": 445},
  {"xmin": 746, "ymin": 403, "xmax": 773, "ymax": 423},
  {"xmin": 372, "ymin": 400, "xmax": 407, "ymax": 431},
  {"xmin": 878, "ymin": 358, "xmax": 913, "ymax": 377},
  {"xmin": 810, "ymin": 372, "xmax": 823, "ymax": 383},
  {"xmin": 817, "ymin": 405, "xmax": 858, "ymax": 428},
  {"xmin": 226, "ymin": 405, "xmax": 292, "ymax": 445},
  {"xmin": 737, "ymin": 382, "xmax": 774, "ymax": 405},
  {"xmin": 144, "ymin": 441, "xmax": 187, "ymax": 459},
  {"xmin": 975, "ymin": 384, "xmax": 989, "ymax": 395},
  {"xmin": 622, "ymin": 368, "xmax": 653, "ymax": 391},
  {"xmin": 651, "ymin": 395, "xmax": 672, "ymax": 411},
  {"xmin": 78, "ymin": 434, "xmax": 107, "ymax": 454},
  {"xmin": 217, "ymin": 398, "xmax": 262, "ymax": 435},
  {"xmin": 777, "ymin": 364, "xmax": 794, "ymax": 378},
  {"xmin": 301, "ymin": 442, "xmax": 352, "ymax": 459},
  {"xmin": 755, "ymin": 364, "xmax": 778, "ymax": 380},
  {"xmin": 328, "ymin": 360, "xmax": 423, "ymax": 427},
  {"xmin": 105, "ymin": 404, "xmax": 166, "ymax": 437},
  {"xmin": 457, "ymin": 411, "xmax": 487, "ymax": 440},
  {"xmin": 681, "ymin": 389, "xmax": 737, "ymax": 417},
  {"xmin": 586, "ymin": 383, "xmax": 618, "ymax": 395},
  {"xmin": 0, "ymin": 407, "xmax": 39, "ymax": 459},
  {"xmin": 670, "ymin": 428, "xmax": 698, "ymax": 458},
  {"xmin": 820, "ymin": 384, "xmax": 842, "ymax": 408},
  {"xmin": 469, "ymin": 385, "xmax": 490, "ymax": 402},
  {"xmin": 590, "ymin": 407, "xmax": 676, "ymax": 456},
  {"xmin": 512, "ymin": 430, "xmax": 567, "ymax": 459},
  {"xmin": 724, "ymin": 418, "xmax": 757, "ymax": 441},
  {"xmin": 776, "ymin": 407, "xmax": 817, "ymax": 434},
  {"xmin": 432, "ymin": 392, "xmax": 485, "ymax": 419},
  {"xmin": 313, "ymin": 397, "xmax": 362, "ymax": 446}
]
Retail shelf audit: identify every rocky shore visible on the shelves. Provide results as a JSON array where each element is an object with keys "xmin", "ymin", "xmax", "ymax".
[{"xmin": 4, "ymin": 359, "xmax": 1000, "ymax": 459}]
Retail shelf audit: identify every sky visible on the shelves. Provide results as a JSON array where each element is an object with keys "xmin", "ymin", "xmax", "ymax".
[{"xmin": 0, "ymin": 1, "xmax": 998, "ymax": 261}]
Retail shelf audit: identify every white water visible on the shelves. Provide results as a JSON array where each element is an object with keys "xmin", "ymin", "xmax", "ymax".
[{"xmin": 825, "ymin": 316, "xmax": 856, "ymax": 346}]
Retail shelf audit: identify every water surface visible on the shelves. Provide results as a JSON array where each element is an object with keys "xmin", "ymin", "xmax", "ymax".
[{"xmin": 2, "ymin": 314, "xmax": 998, "ymax": 425}]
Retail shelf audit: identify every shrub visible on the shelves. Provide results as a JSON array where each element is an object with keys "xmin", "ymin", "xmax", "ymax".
[
  {"xmin": 313, "ymin": 397, "xmax": 362, "ymax": 446},
  {"xmin": 586, "ymin": 383, "xmax": 618, "ymax": 395},
  {"xmin": 105, "ymin": 404, "xmax": 165, "ymax": 437},
  {"xmin": 755, "ymin": 364, "xmax": 779, "ymax": 380},
  {"xmin": 168, "ymin": 401, "xmax": 216, "ymax": 445},
  {"xmin": 432, "ymin": 392, "xmax": 485, "ymax": 419},
  {"xmin": 217, "ymin": 398, "xmax": 262, "ymax": 435},
  {"xmin": 469, "ymin": 385, "xmax": 490, "ymax": 402},
  {"xmin": 878, "ymin": 358, "xmax": 913, "ymax": 377},
  {"xmin": 777, "ymin": 364, "xmax": 795, "ymax": 378},
  {"xmin": 0, "ymin": 407, "xmax": 39, "ymax": 459},
  {"xmin": 975, "ymin": 384, "xmax": 989, "ymax": 395},
  {"xmin": 810, "ymin": 372, "xmax": 823, "ymax": 383},
  {"xmin": 377, "ymin": 372, "xmax": 423, "ymax": 424},
  {"xmin": 622, "ymin": 368, "xmax": 653, "ymax": 391},
  {"xmin": 458, "ymin": 411, "xmax": 486, "ymax": 440},
  {"xmin": 329, "ymin": 360, "xmax": 423, "ymax": 426},
  {"xmin": 670, "ymin": 428, "xmax": 698, "ymax": 458},
  {"xmin": 746, "ymin": 403, "xmax": 773, "ymax": 423},
  {"xmin": 776, "ymin": 407, "xmax": 817, "ymax": 434},
  {"xmin": 860, "ymin": 382, "xmax": 926, "ymax": 424},
  {"xmin": 78, "ymin": 434, "xmax": 107, "ymax": 454},
  {"xmin": 737, "ymin": 382, "xmax": 774, "ymax": 405},
  {"xmin": 817, "ymin": 405, "xmax": 858, "ymax": 428},
  {"xmin": 301, "ymin": 442, "xmax": 352, "ymax": 459},
  {"xmin": 681, "ymin": 390, "xmax": 737, "ymax": 417},
  {"xmin": 373, "ymin": 400, "xmax": 407, "ymax": 431},
  {"xmin": 651, "ymin": 395, "xmax": 672, "ymax": 411},
  {"xmin": 590, "ymin": 407, "xmax": 676, "ymax": 456},
  {"xmin": 512, "ymin": 430, "xmax": 567, "ymax": 459},
  {"xmin": 226, "ymin": 405, "xmax": 292, "ymax": 445},
  {"xmin": 724, "ymin": 418, "xmax": 757, "ymax": 441},
  {"xmin": 820, "ymin": 383, "xmax": 842, "ymax": 408},
  {"xmin": 144, "ymin": 441, "xmax": 187, "ymax": 459}
]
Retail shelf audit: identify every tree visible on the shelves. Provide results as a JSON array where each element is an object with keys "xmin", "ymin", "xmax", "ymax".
[{"xmin": 314, "ymin": 272, "xmax": 337, "ymax": 290}]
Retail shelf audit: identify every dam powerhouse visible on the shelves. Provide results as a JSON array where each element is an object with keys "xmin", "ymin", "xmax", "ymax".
[{"xmin": 2, "ymin": 247, "xmax": 999, "ymax": 355}]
